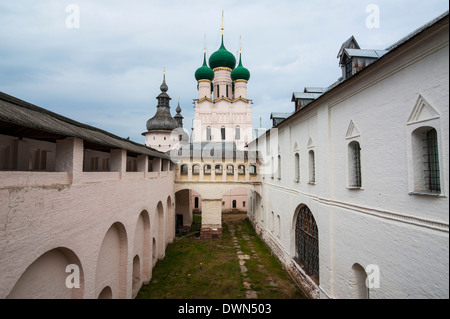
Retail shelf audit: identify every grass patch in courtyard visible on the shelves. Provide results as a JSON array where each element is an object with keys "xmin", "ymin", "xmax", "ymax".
[{"xmin": 136, "ymin": 213, "xmax": 306, "ymax": 299}]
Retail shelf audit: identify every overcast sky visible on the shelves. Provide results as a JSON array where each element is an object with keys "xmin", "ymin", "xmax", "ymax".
[{"xmin": 0, "ymin": 0, "xmax": 448, "ymax": 143}]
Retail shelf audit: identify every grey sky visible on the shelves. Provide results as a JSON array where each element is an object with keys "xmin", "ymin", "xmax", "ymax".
[{"xmin": 0, "ymin": 0, "xmax": 448, "ymax": 143}]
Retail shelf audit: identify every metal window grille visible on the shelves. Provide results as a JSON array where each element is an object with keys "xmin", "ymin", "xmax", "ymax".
[
  {"xmin": 295, "ymin": 206, "xmax": 319, "ymax": 280},
  {"xmin": 353, "ymin": 142, "xmax": 362, "ymax": 187},
  {"xmin": 425, "ymin": 129, "xmax": 440, "ymax": 193}
]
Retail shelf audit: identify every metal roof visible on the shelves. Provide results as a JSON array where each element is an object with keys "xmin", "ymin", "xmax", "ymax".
[
  {"xmin": 304, "ymin": 87, "xmax": 328, "ymax": 93},
  {"xmin": 270, "ymin": 112, "xmax": 292, "ymax": 119},
  {"xmin": 291, "ymin": 92, "xmax": 323, "ymax": 101},
  {"xmin": 344, "ymin": 48, "xmax": 388, "ymax": 59},
  {"xmin": 0, "ymin": 91, "xmax": 170, "ymax": 160}
]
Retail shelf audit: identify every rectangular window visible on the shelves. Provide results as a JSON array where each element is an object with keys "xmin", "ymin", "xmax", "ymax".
[
  {"xmin": 295, "ymin": 153, "xmax": 300, "ymax": 182},
  {"xmin": 426, "ymin": 129, "xmax": 440, "ymax": 193},
  {"xmin": 345, "ymin": 59, "xmax": 353, "ymax": 79},
  {"xmin": 348, "ymin": 141, "xmax": 362, "ymax": 187},
  {"xmin": 235, "ymin": 127, "xmax": 240, "ymax": 140},
  {"xmin": 309, "ymin": 150, "xmax": 315, "ymax": 183},
  {"xmin": 221, "ymin": 127, "xmax": 226, "ymax": 140}
]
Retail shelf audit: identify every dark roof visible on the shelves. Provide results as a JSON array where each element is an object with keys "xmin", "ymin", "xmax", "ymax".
[
  {"xmin": 270, "ymin": 112, "xmax": 292, "ymax": 119},
  {"xmin": 337, "ymin": 35, "xmax": 360, "ymax": 58},
  {"xmin": 0, "ymin": 91, "xmax": 170, "ymax": 160},
  {"xmin": 145, "ymin": 74, "xmax": 178, "ymax": 132}
]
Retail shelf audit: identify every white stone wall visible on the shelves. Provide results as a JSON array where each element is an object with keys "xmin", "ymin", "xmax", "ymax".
[
  {"xmin": 144, "ymin": 131, "xmax": 177, "ymax": 153},
  {"xmin": 0, "ymin": 137, "xmax": 176, "ymax": 299},
  {"xmin": 248, "ymin": 20, "xmax": 449, "ymax": 299},
  {"xmin": 193, "ymin": 98, "xmax": 253, "ymax": 151}
]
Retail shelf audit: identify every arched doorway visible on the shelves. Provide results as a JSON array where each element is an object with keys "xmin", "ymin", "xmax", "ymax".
[
  {"xmin": 294, "ymin": 205, "xmax": 319, "ymax": 283},
  {"xmin": 132, "ymin": 255, "xmax": 141, "ymax": 297},
  {"xmin": 96, "ymin": 222, "xmax": 128, "ymax": 299},
  {"xmin": 156, "ymin": 201, "xmax": 165, "ymax": 260},
  {"xmin": 352, "ymin": 263, "xmax": 369, "ymax": 299}
]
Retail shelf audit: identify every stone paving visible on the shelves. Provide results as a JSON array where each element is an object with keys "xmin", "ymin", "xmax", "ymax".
[{"xmin": 229, "ymin": 224, "xmax": 259, "ymax": 299}]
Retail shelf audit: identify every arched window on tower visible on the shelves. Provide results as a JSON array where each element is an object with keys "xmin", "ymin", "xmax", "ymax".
[
  {"xmin": 180, "ymin": 164, "xmax": 188, "ymax": 175},
  {"xmin": 221, "ymin": 127, "xmax": 226, "ymax": 140},
  {"xmin": 192, "ymin": 164, "xmax": 200, "ymax": 175},
  {"xmin": 206, "ymin": 127, "xmax": 212, "ymax": 141}
]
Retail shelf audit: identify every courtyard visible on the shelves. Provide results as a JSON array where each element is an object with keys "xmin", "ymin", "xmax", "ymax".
[{"xmin": 136, "ymin": 213, "xmax": 307, "ymax": 299}]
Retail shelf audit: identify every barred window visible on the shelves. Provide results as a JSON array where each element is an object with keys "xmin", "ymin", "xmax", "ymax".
[
  {"xmin": 348, "ymin": 141, "xmax": 362, "ymax": 188},
  {"xmin": 295, "ymin": 205, "xmax": 319, "ymax": 281},
  {"xmin": 426, "ymin": 129, "xmax": 440, "ymax": 193},
  {"xmin": 411, "ymin": 127, "xmax": 441, "ymax": 194}
]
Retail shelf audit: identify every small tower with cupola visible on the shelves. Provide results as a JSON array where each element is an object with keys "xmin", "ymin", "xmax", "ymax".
[{"xmin": 142, "ymin": 70, "xmax": 179, "ymax": 153}]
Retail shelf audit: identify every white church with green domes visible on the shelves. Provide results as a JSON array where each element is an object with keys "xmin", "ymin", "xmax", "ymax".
[{"xmin": 192, "ymin": 28, "xmax": 253, "ymax": 151}]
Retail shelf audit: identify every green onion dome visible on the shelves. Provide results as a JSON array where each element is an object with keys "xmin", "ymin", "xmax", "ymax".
[
  {"xmin": 231, "ymin": 53, "xmax": 250, "ymax": 81},
  {"xmin": 209, "ymin": 35, "xmax": 236, "ymax": 70},
  {"xmin": 195, "ymin": 52, "xmax": 214, "ymax": 81}
]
